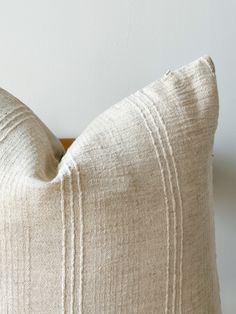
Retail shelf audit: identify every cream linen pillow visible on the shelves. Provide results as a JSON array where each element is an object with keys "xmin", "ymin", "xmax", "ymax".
[{"xmin": 0, "ymin": 56, "xmax": 221, "ymax": 313}]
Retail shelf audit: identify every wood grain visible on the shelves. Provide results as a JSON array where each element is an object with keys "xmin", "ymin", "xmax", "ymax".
[{"xmin": 60, "ymin": 138, "xmax": 75, "ymax": 151}]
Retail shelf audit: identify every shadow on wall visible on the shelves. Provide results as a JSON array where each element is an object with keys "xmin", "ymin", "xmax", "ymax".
[
  {"xmin": 213, "ymin": 155, "xmax": 236, "ymax": 216},
  {"xmin": 213, "ymin": 155, "xmax": 236, "ymax": 313}
]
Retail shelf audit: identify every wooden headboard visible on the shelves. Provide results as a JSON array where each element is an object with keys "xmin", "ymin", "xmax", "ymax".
[{"xmin": 60, "ymin": 138, "xmax": 75, "ymax": 151}]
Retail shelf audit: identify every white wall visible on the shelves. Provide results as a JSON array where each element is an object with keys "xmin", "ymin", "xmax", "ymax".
[{"xmin": 0, "ymin": 1, "xmax": 235, "ymax": 312}]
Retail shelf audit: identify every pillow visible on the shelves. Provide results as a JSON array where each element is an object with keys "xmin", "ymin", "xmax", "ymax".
[{"xmin": 0, "ymin": 56, "xmax": 221, "ymax": 313}]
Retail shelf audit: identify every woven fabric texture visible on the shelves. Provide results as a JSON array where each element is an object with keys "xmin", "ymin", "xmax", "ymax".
[{"xmin": 0, "ymin": 56, "xmax": 221, "ymax": 313}]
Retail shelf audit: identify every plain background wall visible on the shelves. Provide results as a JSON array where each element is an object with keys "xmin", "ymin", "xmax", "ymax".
[{"xmin": 0, "ymin": 1, "xmax": 235, "ymax": 312}]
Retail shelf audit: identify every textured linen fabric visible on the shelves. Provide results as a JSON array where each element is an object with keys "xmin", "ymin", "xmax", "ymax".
[{"xmin": 0, "ymin": 56, "xmax": 221, "ymax": 313}]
